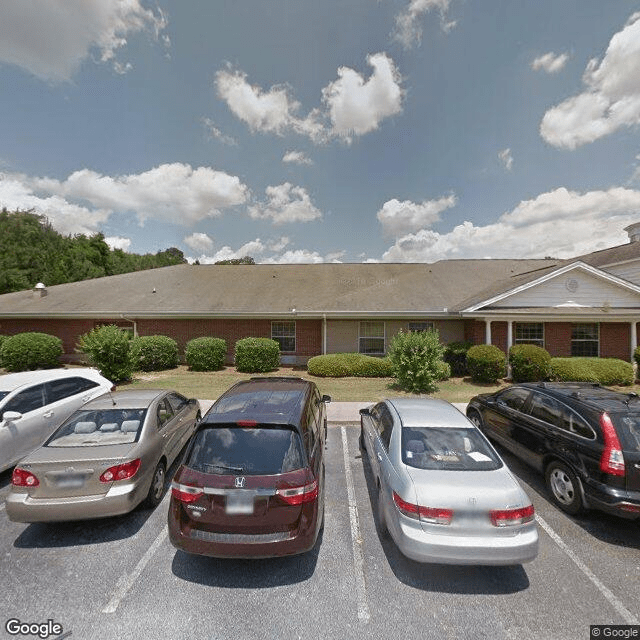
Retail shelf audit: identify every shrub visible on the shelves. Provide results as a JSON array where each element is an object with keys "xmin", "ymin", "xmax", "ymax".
[
  {"xmin": 185, "ymin": 337, "xmax": 227, "ymax": 371},
  {"xmin": 634, "ymin": 346, "xmax": 640, "ymax": 372},
  {"xmin": 130, "ymin": 335, "xmax": 179, "ymax": 372},
  {"xmin": 387, "ymin": 329, "xmax": 448, "ymax": 393},
  {"xmin": 77, "ymin": 325, "xmax": 133, "ymax": 383},
  {"xmin": 234, "ymin": 337, "xmax": 280, "ymax": 373},
  {"xmin": 509, "ymin": 344, "xmax": 551, "ymax": 382},
  {"xmin": 466, "ymin": 344, "xmax": 506, "ymax": 383},
  {"xmin": 443, "ymin": 341, "xmax": 473, "ymax": 377},
  {"xmin": 0, "ymin": 332, "xmax": 63, "ymax": 372},
  {"xmin": 307, "ymin": 353, "xmax": 394, "ymax": 377},
  {"xmin": 549, "ymin": 357, "xmax": 633, "ymax": 386},
  {"xmin": 0, "ymin": 335, "xmax": 7, "ymax": 367}
]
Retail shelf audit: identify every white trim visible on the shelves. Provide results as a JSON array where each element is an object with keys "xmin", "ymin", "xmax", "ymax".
[{"xmin": 463, "ymin": 261, "xmax": 640, "ymax": 312}]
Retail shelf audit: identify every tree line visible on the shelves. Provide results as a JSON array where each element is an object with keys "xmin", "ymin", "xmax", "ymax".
[{"xmin": 0, "ymin": 208, "xmax": 187, "ymax": 294}]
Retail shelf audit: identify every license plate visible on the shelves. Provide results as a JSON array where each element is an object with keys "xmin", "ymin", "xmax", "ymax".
[
  {"xmin": 225, "ymin": 493, "xmax": 254, "ymax": 515},
  {"xmin": 55, "ymin": 474, "xmax": 85, "ymax": 489}
]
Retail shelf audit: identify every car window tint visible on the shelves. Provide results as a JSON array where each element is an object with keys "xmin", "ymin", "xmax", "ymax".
[
  {"xmin": 529, "ymin": 393, "xmax": 565, "ymax": 427},
  {"xmin": 167, "ymin": 392, "xmax": 188, "ymax": 413},
  {"xmin": 500, "ymin": 387, "xmax": 530, "ymax": 411},
  {"xmin": 46, "ymin": 408, "xmax": 146, "ymax": 446},
  {"xmin": 560, "ymin": 410, "xmax": 595, "ymax": 439},
  {"xmin": 157, "ymin": 398, "xmax": 175, "ymax": 428},
  {"xmin": 45, "ymin": 377, "xmax": 99, "ymax": 403},
  {"xmin": 611, "ymin": 414, "xmax": 640, "ymax": 452},
  {"xmin": 402, "ymin": 427, "xmax": 502, "ymax": 471},
  {"xmin": 3, "ymin": 384, "xmax": 46, "ymax": 415},
  {"xmin": 379, "ymin": 405, "xmax": 394, "ymax": 450},
  {"xmin": 185, "ymin": 425, "xmax": 304, "ymax": 475}
]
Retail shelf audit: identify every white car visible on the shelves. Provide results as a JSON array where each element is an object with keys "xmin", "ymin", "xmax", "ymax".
[{"xmin": 0, "ymin": 368, "xmax": 114, "ymax": 473}]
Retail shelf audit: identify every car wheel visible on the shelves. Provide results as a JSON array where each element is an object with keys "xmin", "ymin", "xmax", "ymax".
[
  {"xmin": 145, "ymin": 461, "xmax": 166, "ymax": 509},
  {"xmin": 377, "ymin": 482, "xmax": 388, "ymax": 537},
  {"xmin": 545, "ymin": 461, "xmax": 583, "ymax": 515},
  {"xmin": 467, "ymin": 409, "xmax": 483, "ymax": 429}
]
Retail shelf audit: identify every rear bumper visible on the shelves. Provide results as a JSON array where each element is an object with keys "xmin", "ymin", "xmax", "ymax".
[
  {"xmin": 390, "ymin": 515, "xmax": 539, "ymax": 566},
  {"xmin": 5, "ymin": 481, "xmax": 146, "ymax": 523},
  {"xmin": 583, "ymin": 480, "xmax": 640, "ymax": 520}
]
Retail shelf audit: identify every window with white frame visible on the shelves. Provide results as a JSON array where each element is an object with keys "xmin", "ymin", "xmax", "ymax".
[
  {"xmin": 271, "ymin": 321, "xmax": 296, "ymax": 353},
  {"xmin": 359, "ymin": 321, "xmax": 385, "ymax": 354},
  {"xmin": 515, "ymin": 323, "xmax": 544, "ymax": 347},
  {"xmin": 571, "ymin": 323, "xmax": 599, "ymax": 357},
  {"xmin": 408, "ymin": 321, "xmax": 434, "ymax": 333}
]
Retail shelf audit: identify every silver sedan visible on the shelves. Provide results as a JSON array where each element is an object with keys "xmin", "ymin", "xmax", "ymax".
[
  {"xmin": 359, "ymin": 398, "xmax": 538, "ymax": 565},
  {"xmin": 6, "ymin": 389, "xmax": 201, "ymax": 522}
]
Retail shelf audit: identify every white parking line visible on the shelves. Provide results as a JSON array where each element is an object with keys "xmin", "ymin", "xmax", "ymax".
[
  {"xmin": 102, "ymin": 524, "xmax": 168, "ymax": 614},
  {"xmin": 536, "ymin": 514, "xmax": 639, "ymax": 625},
  {"xmin": 340, "ymin": 426, "xmax": 370, "ymax": 623}
]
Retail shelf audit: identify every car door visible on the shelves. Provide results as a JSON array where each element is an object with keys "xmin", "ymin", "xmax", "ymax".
[
  {"xmin": 482, "ymin": 387, "xmax": 531, "ymax": 449},
  {"xmin": 0, "ymin": 383, "xmax": 48, "ymax": 468},
  {"xmin": 43, "ymin": 376, "xmax": 104, "ymax": 429},
  {"xmin": 363, "ymin": 403, "xmax": 384, "ymax": 479},
  {"xmin": 374, "ymin": 404, "xmax": 395, "ymax": 489},
  {"xmin": 157, "ymin": 395, "xmax": 185, "ymax": 463},
  {"xmin": 166, "ymin": 392, "xmax": 197, "ymax": 457}
]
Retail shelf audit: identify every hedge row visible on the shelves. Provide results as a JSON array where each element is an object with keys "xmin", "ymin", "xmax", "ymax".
[{"xmin": 307, "ymin": 353, "xmax": 394, "ymax": 377}]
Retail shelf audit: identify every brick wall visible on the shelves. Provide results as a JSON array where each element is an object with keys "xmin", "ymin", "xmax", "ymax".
[
  {"xmin": 600, "ymin": 322, "xmax": 631, "ymax": 360},
  {"xmin": 543, "ymin": 322, "xmax": 572, "ymax": 357}
]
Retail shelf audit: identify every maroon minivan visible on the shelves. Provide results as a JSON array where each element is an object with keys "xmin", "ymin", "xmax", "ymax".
[{"xmin": 168, "ymin": 377, "xmax": 330, "ymax": 558}]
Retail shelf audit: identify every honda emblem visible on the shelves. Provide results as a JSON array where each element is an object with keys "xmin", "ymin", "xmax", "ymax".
[{"xmin": 235, "ymin": 476, "xmax": 246, "ymax": 488}]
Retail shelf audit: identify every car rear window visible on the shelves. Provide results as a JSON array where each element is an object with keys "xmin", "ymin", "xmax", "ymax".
[
  {"xmin": 185, "ymin": 424, "xmax": 304, "ymax": 475},
  {"xmin": 611, "ymin": 414, "xmax": 640, "ymax": 452},
  {"xmin": 46, "ymin": 408, "xmax": 147, "ymax": 447},
  {"xmin": 401, "ymin": 427, "xmax": 503, "ymax": 471}
]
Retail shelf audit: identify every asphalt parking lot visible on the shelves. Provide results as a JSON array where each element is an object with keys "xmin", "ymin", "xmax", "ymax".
[{"xmin": 1, "ymin": 416, "xmax": 639, "ymax": 640}]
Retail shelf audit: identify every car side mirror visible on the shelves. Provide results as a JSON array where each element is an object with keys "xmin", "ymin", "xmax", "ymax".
[
  {"xmin": 322, "ymin": 395, "xmax": 331, "ymax": 404},
  {"xmin": 359, "ymin": 408, "xmax": 371, "ymax": 416},
  {"xmin": 2, "ymin": 411, "xmax": 22, "ymax": 424}
]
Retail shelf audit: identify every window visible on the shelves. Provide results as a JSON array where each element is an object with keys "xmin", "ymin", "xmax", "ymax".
[
  {"xmin": 157, "ymin": 398, "xmax": 175, "ymax": 429},
  {"xmin": 408, "ymin": 321, "xmax": 434, "ymax": 333},
  {"xmin": 45, "ymin": 377, "xmax": 99, "ymax": 404},
  {"xmin": 572, "ymin": 323, "xmax": 599, "ymax": 357},
  {"xmin": 529, "ymin": 393, "xmax": 565, "ymax": 426},
  {"xmin": 167, "ymin": 392, "xmax": 189, "ymax": 413},
  {"xmin": 3, "ymin": 385, "xmax": 46, "ymax": 415},
  {"xmin": 499, "ymin": 387, "xmax": 530, "ymax": 411},
  {"xmin": 515, "ymin": 323, "xmax": 544, "ymax": 347},
  {"xmin": 359, "ymin": 321, "xmax": 385, "ymax": 354},
  {"xmin": 272, "ymin": 321, "xmax": 296, "ymax": 353}
]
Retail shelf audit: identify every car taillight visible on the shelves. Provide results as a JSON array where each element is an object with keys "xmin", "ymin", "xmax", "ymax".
[
  {"xmin": 490, "ymin": 504, "xmax": 535, "ymax": 527},
  {"xmin": 170, "ymin": 481, "xmax": 204, "ymax": 503},
  {"xmin": 599, "ymin": 413, "xmax": 625, "ymax": 476},
  {"xmin": 393, "ymin": 492, "xmax": 453, "ymax": 525},
  {"xmin": 277, "ymin": 479, "xmax": 318, "ymax": 505},
  {"xmin": 12, "ymin": 468, "xmax": 39, "ymax": 487},
  {"xmin": 99, "ymin": 459, "xmax": 141, "ymax": 483}
]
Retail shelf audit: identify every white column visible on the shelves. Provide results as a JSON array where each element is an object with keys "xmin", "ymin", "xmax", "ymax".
[
  {"xmin": 507, "ymin": 321, "xmax": 513, "ymax": 352},
  {"xmin": 485, "ymin": 319, "xmax": 492, "ymax": 345},
  {"xmin": 631, "ymin": 321, "xmax": 638, "ymax": 362}
]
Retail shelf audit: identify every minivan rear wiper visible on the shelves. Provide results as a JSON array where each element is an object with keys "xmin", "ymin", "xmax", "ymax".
[{"xmin": 204, "ymin": 463, "xmax": 244, "ymax": 473}]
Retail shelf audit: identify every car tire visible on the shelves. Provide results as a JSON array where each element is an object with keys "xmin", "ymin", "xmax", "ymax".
[
  {"xmin": 377, "ymin": 481, "xmax": 388, "ymax": 537},
  {"xmin": 545, "ymin": 461, "xmax": 583, "ymax": 515},
  {"xmin": 145, "ymin": 461, "xmax": 166, "ymax": 509},
  {"xmin": 467, "ymin": 409, "xmax": 483, "ymax": 429}
]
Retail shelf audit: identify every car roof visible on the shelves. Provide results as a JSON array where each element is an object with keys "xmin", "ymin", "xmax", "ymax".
[
  {"xmin": 387, "ymin": 397, "xmax": 471, "ymax": 429},
  {"xmin": 0, "ymin": 367, "xmax": 105, "ymax": 393},
  {"xmin": 81, "ymin": 389, "xmax": 168, "ymax": 410},
  {"xmin": 204, "ymin": 377, "xmax": 311, "ymax": 426}
]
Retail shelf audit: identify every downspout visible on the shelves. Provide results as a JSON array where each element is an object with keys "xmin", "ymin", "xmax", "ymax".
[{"xmin": 323, "ymin": 314, "xmax": 327, "ymax": 355}]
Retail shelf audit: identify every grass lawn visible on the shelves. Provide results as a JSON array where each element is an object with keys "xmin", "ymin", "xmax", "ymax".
[{"xmin": 116, "ymin": 365, "xmax": 514, "ymax": 402}]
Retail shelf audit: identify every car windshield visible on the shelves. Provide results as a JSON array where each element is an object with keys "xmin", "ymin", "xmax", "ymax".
[
  {"xmin": 401, "ymin": 426, "xmax": 502, "ymax": 471},
  {"xmin": 46, "ymin": 408, "xmax": 147, "ymax": 447},
  {"xmin": 185, "ymin": 424, "xmax": 304, "ymax": 475},
  {"xmin": 611, "ymin": 414, "xmax": 640, "ymax": 452}
]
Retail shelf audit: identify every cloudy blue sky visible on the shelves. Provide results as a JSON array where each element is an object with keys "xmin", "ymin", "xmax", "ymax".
[{"xmin": 1, "ymin": 0, "xmax": 640, "ymax": 264}]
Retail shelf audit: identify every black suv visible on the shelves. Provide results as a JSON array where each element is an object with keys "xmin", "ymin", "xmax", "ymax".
[
  {"xmin": 466, "ymin": 383, "xmax": 640, "ymax": 519},
  {"xmin": 168, "ymin": 377, "xmax": 330, "ymax": 558}
]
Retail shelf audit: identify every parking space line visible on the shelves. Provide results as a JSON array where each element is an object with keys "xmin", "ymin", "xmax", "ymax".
[
  {"xmin": 340, "ymin": 426, "xmax": 370, "ymax": 623},
  {"xmin": 536, "ymin": 513, "xmax": 639, "ymax": 625},
  {"xmin": 102, "ymin": 524, "xmax": 168, "ymax": 614}
]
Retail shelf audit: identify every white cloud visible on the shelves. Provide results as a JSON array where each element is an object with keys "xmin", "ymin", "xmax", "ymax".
[
  {"xmin": 377, "ymin": 194, "xmax": 457, "ymax": 237},
  {"xmin": 0, "ymin": 0, "xmax": 167, "ymax": 82},
  {"xmin": 215, "ymin": 65, "xmax": 324, "ymax": 140},
  {"xmin": 322, "ymin": 53, "xmax": 404, "ymax": 142},
  {"xmin": 393, "ymin": 0, "xmax": 454, "ymax": 49},
  {"xmin": 105, "ymin": 236, "xmax": 131, "ymax": 251},
  {"xmin": 283, "ymin": 151, "xmax": 313, "ymax": 166},
  {"xmin": 216, "ymin": 53, "xmax": 403, "ymax": 144},
  {"xmin": 184, "ymin": 232, "xmax": 214, "ymax": 253},
  {"xmin": 202, "ymin": 118, "xmax": 238, "ymax": 146},
  {"xmin": 531, "ymin": 52, "xmax": 569, "ymax": 74},
  {"xmin": 498, "ymin": 148, "xmax": 514, "ymax": 171},
  {"xmin": 0, "ymin": 173, "xmax": 110, "ymax": 235},
  {"xmin": 248, "ymin": 183, "xmax": 322, "ymax": 224},
  {"xmin": 540, "ymin": 13, "xmax": 640, "ymax": 149},
  {"xmin": 195, "ymin": 239, "xmax": 267, "ymax": 264},
  {"xmin": 267, "ymin": 236, "xmax": 291, "ymax": 252},
  {"xmin": 31, "ymin": 163, "xmax": 249, "ymax": 226},
  {"xmin": 262, "ymin": 250, "xmax": 326, "ymax": 264},
  {"xmin": 382, "ymin": 186, "xmax": 640, "ymax": 262}
]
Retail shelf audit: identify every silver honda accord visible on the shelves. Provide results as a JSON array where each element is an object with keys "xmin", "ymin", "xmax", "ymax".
[{"xmin": 359, "ymin": 397, "xmax": 538, "ymax": 565}]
